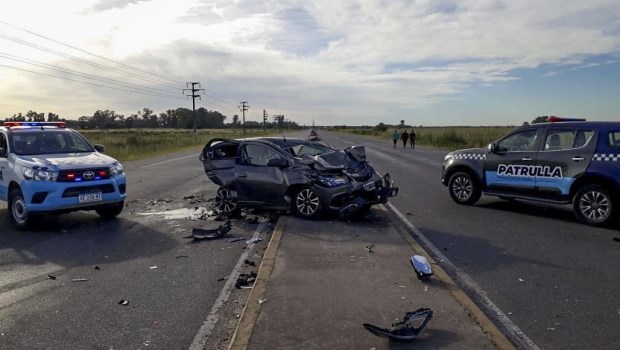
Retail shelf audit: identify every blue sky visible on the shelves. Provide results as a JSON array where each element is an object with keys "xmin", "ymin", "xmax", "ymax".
[{"xmin": 0, "ymin": 0, "xmax": 619, "ymax": 126}]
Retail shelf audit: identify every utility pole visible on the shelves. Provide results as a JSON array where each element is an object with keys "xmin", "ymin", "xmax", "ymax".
[
  {"xmin": 263, "ymin": 109, "xmax": 268, "ymax": 132},
  {"xmin": 182, "ymin": 82, "xmax": 204, "ymax": 134},
  {"xmin": 238, "ymin": 101, "xmax": 249, "ymax": 135}
]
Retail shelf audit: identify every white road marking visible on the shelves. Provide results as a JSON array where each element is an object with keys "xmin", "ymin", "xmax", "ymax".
[
  {"xmin": 387, "ymin": 202, "xmax": 540, "ymax": 350},
  {"xmin": 142, "ymin": 154, "xmax": 198, "ymax": 168},
  {"xmin": 189, "ymin": 220, "xmax": 269, "ymax": 350}
]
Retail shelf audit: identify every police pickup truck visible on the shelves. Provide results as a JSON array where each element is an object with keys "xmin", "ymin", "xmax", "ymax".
[
  {"xmin": 442, "ymin": 117, "xmax": 620, "ymax": 226},
  {"xmin": 0, "ymin": 122, "xmax": 126, "ymax": 229}
]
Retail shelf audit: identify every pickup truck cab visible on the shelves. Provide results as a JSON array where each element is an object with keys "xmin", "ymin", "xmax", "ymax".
[
  {"xmin": 442, "ymin": 117, "xmax": 620, "ymax": 226},
  {"xmin": 0, "ymin": 122, "xmax": 126, "ymax": 229}
]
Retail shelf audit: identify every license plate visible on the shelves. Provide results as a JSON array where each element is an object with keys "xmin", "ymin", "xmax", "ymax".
[
  {"xmin": 363, "ymin": 181, "xmax": 376, "ymax": 191},
  {"xmin": 79, "ymin": 192, "xmax": 102, "ymax": 203}
]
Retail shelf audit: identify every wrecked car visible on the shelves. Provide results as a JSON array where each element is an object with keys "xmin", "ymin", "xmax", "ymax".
[{"xmin": 199, "ymin": 137, "xmax": 398, "ymax": 219}]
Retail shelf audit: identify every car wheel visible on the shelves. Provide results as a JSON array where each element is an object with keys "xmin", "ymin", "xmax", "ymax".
[
  {"xmin": 95, "ymin": 201, "xmax": 124, "ymax": 219},
  {"xmin": 448, "ymin": 171, "xmax": 481, "ymax": 205},
  {"xmin": 294, "ymin": 187, "xmax": 322, "ymax": 219},
  {"xmin": 573, "ymin": 184, "xmax": 615, "ymax": 226},
  {"xmin": 215, "ymin": 187, "xmax": 239, "ymax": 214},
  {"xmin": 9, "ymin": 188, "xmax": 31, "ymax": 230}
]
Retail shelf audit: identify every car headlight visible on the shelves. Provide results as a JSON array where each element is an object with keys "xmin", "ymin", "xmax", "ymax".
[
  {"xmin": 110, "ymin": 162, "xmax": 124, "ymax": 176},
  {"xmin": 444, "ymin": 153, "xmax": 454, "ymax": 161},
  {"xmin": 318, "ymin": 175, "xmax": 350, "ymax": 187},
  {"xmin": 22, "ymin": 167, "xmax": 58, "ymax": 181}
]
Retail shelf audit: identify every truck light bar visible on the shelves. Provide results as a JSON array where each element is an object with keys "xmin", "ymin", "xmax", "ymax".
[
  {"xmin": 3, "ymin": 121, "xmax": 67, "ymax": 128},
  {"xmin": 547, "ymin": 116, "xmax": 586, "ymax": 122}
]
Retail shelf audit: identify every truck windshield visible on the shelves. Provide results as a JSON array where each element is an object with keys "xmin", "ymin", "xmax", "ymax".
[{"xmin": 10, "ymin": 131, "xmax": 94, "ymax": 155}]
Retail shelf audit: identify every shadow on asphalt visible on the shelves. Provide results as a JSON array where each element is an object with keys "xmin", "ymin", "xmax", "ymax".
[
  {"xmin": 0, "ymin": 210, "xmax": 178, "ymax": 268},
  {"xmin": 387, "ymin": 328, "xmax": 463, "ymax": 349}
]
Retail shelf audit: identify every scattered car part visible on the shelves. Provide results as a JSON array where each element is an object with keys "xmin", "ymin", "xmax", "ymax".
[
  {"xmin": 47, "ymin": 274, "xmax": 57, "ymax": 280},
  {"xmin": 613, "ymin": 237, "xmax": 620, "ymax": 242},
  {"xmin": 189, "ymin": 220, "xmax": 232, "ymax": 240},
  {"xmin": 235, "ymin": 271, "xmax": 257, "ymax": 289},
  {"xmin": 258, "ymin": 298, "xmax": 268, "ymax": 305},
  {"xmin": 118, "ymin": 299, "xmax": 129, "ymax": 306},
  {"xmin": 244, "ymin": 259, "xmax": 256, "ymax": 267},
  {"xmin": 410, "ymin": 255, "xmax": 433, "ymax": 280},
  {"xmin": 246, "ymin": 237, "xmax": 263, "ymax": 244},
  {"xmin": 229, "ymin": 237, "xmax": 245, "ymax": 243},
  {"xmin": 94, "ymin": 266, "xmax": 100, "ymax": 270},
  {"xmin": 71, "ymin": 278, "xmax": 89, "ymax": 282},
  {"xmin": 363, "ymin": 308, "xmax": 433, "ymax": 341},
  {"xmin": 365, "ymin": 244, "xmax": 374, "ymax": 253},
  {"xmin": 149, "ymin": 266, "xmax": 158, "ymax": 270}
]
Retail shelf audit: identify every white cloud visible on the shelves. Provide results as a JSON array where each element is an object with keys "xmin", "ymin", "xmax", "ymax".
[{"xmin": 0, "ymin": 0, "xmax": 619, "ymax": 124}]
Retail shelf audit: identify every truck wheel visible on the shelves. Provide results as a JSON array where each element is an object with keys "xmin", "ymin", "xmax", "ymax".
[
  {"xmin": 448, "ymin": 171, "xmax": 481, "ymax": 205},
  {"xmin": 573, "ymin": 185, "xmax": 615, "ymax": 226},
  {"xmin": 9, "ymin": 188, "xmax": 32, "ymax": 230},
  {"xmin": 294, "ymin": 187, "xmax": 322, "ymax": 219},
  {"xmin": 96, "ymin": 201, "xmax": 124, "ymax": 219}
]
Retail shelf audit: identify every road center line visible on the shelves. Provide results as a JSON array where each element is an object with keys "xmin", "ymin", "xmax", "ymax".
[
  {"xmin": 189, "ymin": 220, "xmax": 269, "ymax": 350},
  {"xmin": 142, "ymin": 154, "xmax": 198, "ymax": 168},
  {"xmin": 386, "ymin": 202, "xmax": 540, "ymax": 350}
]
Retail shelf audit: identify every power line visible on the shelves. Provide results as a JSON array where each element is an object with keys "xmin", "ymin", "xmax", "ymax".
[
  {"xmin": 0, "ymin": 18, "xmax": 185, "ymax": 85},
  {"xmin": 238, "ymin": 101, "xmax": 249, "ymax": 135},
  {"xmin": 183, "ymin": 82, "xmax": 204, "ymax": 132},
  {"xmin": 0, "ymin": 63, "xmax": 188, "ymax": 101}
]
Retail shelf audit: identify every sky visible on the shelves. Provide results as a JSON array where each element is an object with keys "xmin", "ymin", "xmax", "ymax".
[{"xmin": 0, "ymin": 0, "xmax": 619, "ymax": 126}]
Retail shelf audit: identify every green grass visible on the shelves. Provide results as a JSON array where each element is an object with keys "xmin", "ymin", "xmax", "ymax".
[
  {"xmin": 80, "ymin": 129, "xmax": 272, "ymax": 162},
  {"xmin": 340, "ymin": 126, "xmax": 516, "ymax": 150}
]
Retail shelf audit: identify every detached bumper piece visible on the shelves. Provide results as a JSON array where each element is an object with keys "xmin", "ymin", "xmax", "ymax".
[
  {"xmin": 189, "ymin": 220, "xmax": 232, "ymax": 240},
  {"xmin": 363, "ymin": 308, "xmax": 434, "ymax": 341}
]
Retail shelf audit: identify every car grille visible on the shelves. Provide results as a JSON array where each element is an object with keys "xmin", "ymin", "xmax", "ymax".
[
  {"xmin": 57, "ymin": 168, "xmax": 111, "ymax": 182},
  {"xmin": 62, "ymin": 184, "xmax": 116, "ymax": 198},
  {"xmin": 347, "ymin": 165, "xmax": 373, "ymax": 182}
]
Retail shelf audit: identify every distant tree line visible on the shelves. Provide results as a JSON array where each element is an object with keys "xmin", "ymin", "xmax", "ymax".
[{"xmin": 4, "ymin": 107, "xmax": 300, "ymax": 130}]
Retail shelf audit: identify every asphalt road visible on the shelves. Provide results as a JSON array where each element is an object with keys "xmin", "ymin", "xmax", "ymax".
[
  {"xmin": 0, "ymin": 149, "xmax": 267, "ymax": 350},
  {"xmin": 316, "ymin": 130, "xmax": 620, "ymax": 350}
]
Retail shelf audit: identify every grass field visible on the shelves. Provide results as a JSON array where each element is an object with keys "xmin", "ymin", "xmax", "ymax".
[
  {"xmin": 80, "ymin": 129, "xmax": 272, "ymax": 162},
  {"xmin": 340, "ymin": 126, "xmax": 516, "ymax": 150}
]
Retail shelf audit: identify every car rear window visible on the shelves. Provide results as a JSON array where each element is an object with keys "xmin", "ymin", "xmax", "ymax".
[{"xmin": 609, "ymin": 131, "xmax": 620, "ymax": 148}]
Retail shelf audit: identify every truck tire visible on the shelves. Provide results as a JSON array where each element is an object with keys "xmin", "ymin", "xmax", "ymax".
[
  {"xmin": 8, "ymin": 188, "xmax": 32, "ymax": 230},
  {"xmin": 448, "ymin": 171, "xmax": 481, "ymax": 205},
  {"xmin": 573, "ymin": 184, "xmax": 615, "ymax": 226},
  {"xmin": 95, "ymin": 201, "xmax": 124, "ymax": 219}
]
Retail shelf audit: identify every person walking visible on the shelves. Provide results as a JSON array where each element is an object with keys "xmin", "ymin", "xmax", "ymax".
[
  {"xmin": 409, "ymin": 129, "xmax": 417, "ymax": 149},
  {"xmin": 401, "ymin": 129, "xmax": 409, "ymax": 148},
  {"xmin": 391, "ymin": 129, "xmax": 399, "ymax": 148}
]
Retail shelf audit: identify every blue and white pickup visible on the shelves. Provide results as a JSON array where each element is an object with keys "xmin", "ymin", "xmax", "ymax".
[{"xmin": 0, "ymin": 122, "xmax": 126, "ymax": 229}]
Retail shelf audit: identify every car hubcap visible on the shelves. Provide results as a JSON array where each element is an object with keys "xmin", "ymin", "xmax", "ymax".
[
  {"xmin": 12, "ymin": 197, "xmax": 28, "ymax": 224},
  {"xmin": 297, "ymin": 189, "xmax": 319, "ymax": 215},
  {"xmin": 215, "ymin": 188, "xmax": 237, "ymax": 213},
  {"xmin": 579, "ymin": 191, "xmax": 610, "ymax": 222},
  {"xmin": 452, "ymin": 176, "xmax": 472, "ymax": 200}
]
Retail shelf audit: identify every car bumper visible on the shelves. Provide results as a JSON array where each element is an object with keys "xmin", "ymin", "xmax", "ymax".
[
  {"xmin": 20, "ymin": 175, "xmax": 127, "ymax": 213},
  {"xmin": 315, "ymin": 173, "xmax": 399, "ymax": 213}
]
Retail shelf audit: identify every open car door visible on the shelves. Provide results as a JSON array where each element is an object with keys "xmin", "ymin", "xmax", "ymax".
[{"xmin": 199, "ymin": 138, "xmax": 240, "ymax": 187}]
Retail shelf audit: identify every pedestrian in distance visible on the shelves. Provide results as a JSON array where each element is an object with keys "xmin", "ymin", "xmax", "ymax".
[
  {"xmin": 401, "ymin": 129, "xmax": 409, "ymax": 148},
  {"xmin": 392, "ymin": 129, "xmax": 399, "ymax": 148},
  {"xmin": 409, "ymin": 129, "xmax": 416, "ymax": 149}
]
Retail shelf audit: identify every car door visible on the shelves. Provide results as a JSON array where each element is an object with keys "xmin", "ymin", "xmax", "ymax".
[
  {"xmin": 534, "ymin": 127, "xmax": 596, "ymax": 200},
  {"xmin": 0, "ymin": 132, "xmax": 8, "ymax": 201},
  {"xmin": 234, "ymin": 142, "xmax": 289, "ymax": 207},
  {"xmin": 485, "ymin": 128, "xmax": 542, "ymax": 196}
]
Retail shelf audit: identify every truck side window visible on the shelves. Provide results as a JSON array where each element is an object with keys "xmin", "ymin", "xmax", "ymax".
[
  {"xmin": 0, "ymin": 133, "xmax": 7, "ymax": 157},
  {"xmin": 609, "ymin": 131, "xmax": 620, "ymax": 148},
  {"xmin": 497, "ymin": 129, "xmax": 538, "ymax": 152}
]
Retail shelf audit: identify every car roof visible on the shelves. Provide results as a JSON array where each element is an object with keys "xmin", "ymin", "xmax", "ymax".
[
  {"xmin": 236, "ymin": 137, "xmax": 309, "ymax": 148},
  {"xmin": 532, "ymin": 121, "xmax": 620, "ymax": 128},
  {"xmin": 4, "ymin": 126, "xmax": 74, "ymax": 133}
]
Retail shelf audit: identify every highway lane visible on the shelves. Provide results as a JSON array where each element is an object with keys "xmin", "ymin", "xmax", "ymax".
[
  {"xmin": 319, "ymin": 130, "xmax": 620, "ymax": 350},
  {"xmin": 0, "ymin": 149, "xmax": 266, "ymax": 350}
]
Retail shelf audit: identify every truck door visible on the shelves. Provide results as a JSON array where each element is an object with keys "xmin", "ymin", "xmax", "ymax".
[{"xmin": 0, "ymin": 132, "xmax": 8, "ymax": 201}]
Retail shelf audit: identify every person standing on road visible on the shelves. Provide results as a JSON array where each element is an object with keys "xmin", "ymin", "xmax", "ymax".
[
  {"xmin": 391, "ymin": 129, "xmax": 399, "ymax": 148},
  {"xmin": 409, "ymin": 129, "xmax": 416, "ymax": 149},
  {"xmin": 401, "ymin": 129, "xmax": 409, "ymax": 149}
]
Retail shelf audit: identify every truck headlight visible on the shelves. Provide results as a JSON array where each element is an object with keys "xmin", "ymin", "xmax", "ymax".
[
  {"xmin": 110, "ymin": 162, "xmax": 124, "ymax": 176},
  {"xmin": 22, "ymin": 168, "xmax": 58, "ymax": 181},
  {"xmin": 318, "ymin": 175, "xmax": 349, "ymax": 187}
]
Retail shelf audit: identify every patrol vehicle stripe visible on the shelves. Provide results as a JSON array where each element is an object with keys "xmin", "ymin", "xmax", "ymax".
[
  {"xmin": 592, "ymin": 154, "xmax": 620, "ymax": 161},
  {"xmin": 453, "ymin": 154, "xmax": 486, "ymax": 160}
]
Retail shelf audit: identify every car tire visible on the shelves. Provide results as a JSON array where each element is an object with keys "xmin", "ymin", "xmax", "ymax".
[
  {"xmin": 8, "ymin": 188, "xmax": 32, "ymax": 230},
  {"xmin": 215, "ymin": 187, "xmax": 240, "ymax": 215},
  {"xmin": 96, "ymin": 201, "xmax": 124, "ymax": 219},
  {"xmin": 294, "ymin": 187, "xmax": 322, "ymax": 219},
  {"xmin": 573, "ymin": 184, "xmax": 615, "ymax": 226},
  {"xmin": 448, "ymin": 171, "xmax": 481, "ymax": 205}
]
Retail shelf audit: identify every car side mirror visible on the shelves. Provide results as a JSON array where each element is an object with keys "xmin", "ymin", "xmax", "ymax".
[
  {"xmin": 94, "ymin": 144, "xmax": 105, "ymax": 153},
  {"xmin": 487, "ymin": 143, "xmax": 495, "ymax": 152},
  {"xmin": 267, "ymin": 157, "xmax": 289, "ymax": 167},
  {"xmin": 0, "ymin": 147, "xmax": 6, "ymax": 157}
]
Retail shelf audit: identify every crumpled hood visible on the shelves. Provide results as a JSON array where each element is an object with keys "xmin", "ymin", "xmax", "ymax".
[
  {"xmin": 14, "ymin": 152, "xmax": 118, "ymax": 171},
  {"xmin": 309, "ymin": 145, "xmax": 367, "ymax": 172}
]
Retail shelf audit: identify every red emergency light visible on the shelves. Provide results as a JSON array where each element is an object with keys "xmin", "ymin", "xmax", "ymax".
[
  {"xmin": 547, "ymin": 116, "xmax": 586, "ymax": 123},
  {"xmin": 3, "ymin": 121, "xmax": 67, "ymax": 128}
]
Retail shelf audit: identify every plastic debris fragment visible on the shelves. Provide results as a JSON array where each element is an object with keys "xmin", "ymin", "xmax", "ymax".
[
  {"xmin": 119, "ymin": 299, "xmax": 129, "ymax": 306},
  {"xmin": 410, "ymin": 255, "xmax": 433, "ymax": 280},
  {"xmin": 246, "ymin": 237, "xmax": 263, "ymax": 244},
  {"xmin": 71, "ymin": 278, "xmax": 89, "ymax": 282},
  {"xmin": 363, "ymin": 308, "xmax": 433, "ymax": 341},
  {"xmin": 188, "ymin": 220, "xmax": 232, "ymax": 240}
]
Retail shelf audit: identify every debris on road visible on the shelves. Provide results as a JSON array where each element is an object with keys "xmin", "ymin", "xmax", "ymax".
[
  {"xmin": 217, "ymin": 276, "xmax": 228, "ymax": 282},
  {"xmin": 410, "ymin": 255, "xmax": 433, "ymax": 280},
  {"xmin": 406, "ymin": 211, "xmax": 411, "ymax": 215},
  {"xmin": 363, "ymin": 308, "xmax": 433, "ymax": 341},
  {"xmin": 71, "ymin": 278, "xmax": 89, "ymax": 282},
  {"xmin": 246, "ymin": 237, "xmax": 263, "ymax": 244},
  {"xmin": 175, "ymin": 255, "xmax": 188, "ymax": 259},
  {"xmin": 187, "ymin": 220, "xmax": 232, "ymax": 240},
  {"xmin": 149, "ymin": 266, "xmax": 158, "ymax": 270},
  {"xmin": 229, "ymin": 237, "xmax": 246, "ymax": 243},
  {"xmin": 119, "ymin": 299, "xmax": 129, "ymax": 306},
  {"xmin": 613, "ymin": 237, "xmax": 620, "ymax": 242},
  {"xmin": 518, "ymin": 278, "xmax": 525, "ymax": 282},
  {"xmin": 247, "ymin": 216, "xmax": 259, "ymax": 224},
  {"xmin": 47, "ymin": 275, "xmax": 57, "ymax": 280},
  {"xmin": 365, "ymin": 244, "xmax": 374, "ymax": 253},
  {"xmin": 94, "ymin": 266, "xmax": 101, "ymax": 270},
  {"xmin": 235, "ymin": 271, "xmax": 257, "ymax": 289},
  {"xmin": 258, "ymin": 298, "xmax": 268, "ymax": 305},
  {"xmin": 244, "ymin": 259, "xmax": 256, "ymax": 267}
]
